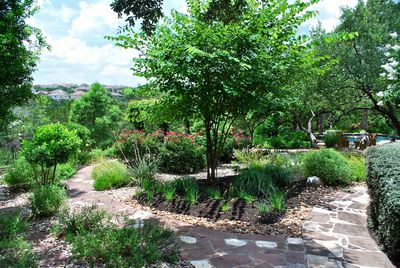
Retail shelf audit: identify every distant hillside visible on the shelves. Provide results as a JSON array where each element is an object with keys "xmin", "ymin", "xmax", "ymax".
[{"xmin": 33, "ymin": 83, "xmax": 128, "ymax": 94}]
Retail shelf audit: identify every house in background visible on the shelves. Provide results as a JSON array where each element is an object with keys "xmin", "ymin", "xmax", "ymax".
[
  {"xmin": 47, "ymin": 89, "xmax": 70, "ymax": 101},
  {"xmin": 70, "ymin": 90, "xmax": 86, "ymax": 100}
]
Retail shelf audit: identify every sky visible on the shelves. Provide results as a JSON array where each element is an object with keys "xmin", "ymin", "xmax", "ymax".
[{"xmin": 31, "ymin": 0, "xmax": 359, "ymax": 86}]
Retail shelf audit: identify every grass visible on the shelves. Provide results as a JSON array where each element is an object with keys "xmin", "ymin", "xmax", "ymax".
[
  {"xmin": 257, "ymin": 202, "xmax": 270, "ymax": 216},
  {"xmin": 220, "ymin": 202, "xmax": 231, "ymax": 213},
  {"xmin": 345, "ymin": 154, "xmax": 366, "ymax": 182},
  {"xmin": 92, "ymin": 160, "xmax": 131, "ymax": 191},
  {"xmin": 205, "ymin": 187, "xmax": 222, "ymax": 200},
  {"xmin": 269, "ymin": 190, "xmax": 286, "ymax": 212}
]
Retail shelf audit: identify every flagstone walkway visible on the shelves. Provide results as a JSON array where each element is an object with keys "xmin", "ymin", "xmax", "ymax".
[{"xmin": 65, "ymin": 166, "xmax": 395, "ymax": 268}]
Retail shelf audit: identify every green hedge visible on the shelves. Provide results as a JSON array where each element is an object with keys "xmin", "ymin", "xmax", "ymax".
[{"xmin": 366, "ymin": 143, "xmax": 400, "ymax": 258}]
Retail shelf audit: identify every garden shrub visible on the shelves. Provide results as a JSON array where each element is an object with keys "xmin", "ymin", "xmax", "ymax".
[
  {"xmin": 29, "ymin": 185, "xmax": 67, "ymax": 217},
  {"xmin": 0, "ymin": 148, "xmax": 13, "ymax": 166},
  {"xmin": 22, "ymin": 123, "xmax": 81, "ymax": 185},
  {"xmin": 261, "ymin": 131, "xmax": 310, "ymax": 149},
  {"xmin": 114, "ymin": 129, "xmax": 162, "ymax": 161},
  {"xmin": 346, "ymin": 154, "xmax": 366, "ymax": 182},
  {"xmin": 324, "ymin": 131, "xmax": 340, "ymax": 148},
  {"xmin": 232, "ymin": 163, "xmax": 274, "ymax": 198},
  {"xmin": 366, "ymin": 143, "xmax": 400, "ymax": 258},
  {"xmin": 302, "ymin": 149, "xmax": 352, "ymax": 185},
  {"xmin": 56, "ymin": 162, "xmax": 77, "ymax": 181},
  {"xmin": 220, "ymin": 129, "xmax": 251, "ymax": 163},
  {"xmin": 4, "ymin": 156, "xmax": 35, "ymax": 191},
  {"xmin": 92, "ymin": 160, "xmax": 130, "ymax": 190},
  {"xmin": 129, "ymin": 155, "xmax": 158, "ymax": 186},
  {"xmin": 0, "ymin": 212, "xmax": 38, "ymax": 267},
  {"xmin": 69, "ymin": 220, "xmax": 179, "ymax": 267},
  {"xmin": 52, "ymin": 205, "xmax": 107, "ymax": 238},
  {"xmin": 234, "ymin": 148, "xmax": 265, "ymax": 165},
  {"xmin": 158, "ymin": 132, "xmax": 205, "ymax": 174}
]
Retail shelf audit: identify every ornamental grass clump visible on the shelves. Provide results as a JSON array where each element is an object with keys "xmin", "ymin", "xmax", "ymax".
[{"xmin": 92, "ymin": 160, "xmax": 130, "ymax": 191}]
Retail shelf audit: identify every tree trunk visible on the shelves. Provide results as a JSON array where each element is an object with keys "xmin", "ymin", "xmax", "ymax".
[
  {"xmin": 360, "ymin": 109, "xmax": 368, "ymax": 130},
  {"xmin": 317, "ymin": 114, "xmax": 325, "ymax": 132},
  {"xmin": 184, "ymin": 118, "xmax": 191, "ymax": 134}
]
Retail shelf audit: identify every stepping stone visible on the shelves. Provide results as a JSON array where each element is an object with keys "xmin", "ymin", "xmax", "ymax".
[
  {"xmin": 191, "ymin": 259, "xmax": 214, "ymax": 268},
  {"xmin": 224, "ymin": 238, "xmax": 247, "ymax": 247},
  {"xmin": 332, "ymin": 224, "xmax": 370, "ymax": 237},
  {"xmin": 307, "ymin": 254, "xmax": 342, "ymax": 268},
  {"xmin": 337, "ymin": 211, "xmax": 366, "ymax": 225},
  {"xmin": 288, "ymin": 237, "xmax": 304, "ymax": 245},
  {"xmin": 180, "ymin": 236, "xmax": 197, "ymax": 244},
  {"xmin": 313, "ymin": 239, "xmax": 343, "ymax": 258},
  {"xmin": 255, "ymin": 240, "xmax": 278, "ymax": 249}
]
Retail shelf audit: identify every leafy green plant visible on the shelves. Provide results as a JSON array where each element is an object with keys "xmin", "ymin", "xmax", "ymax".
[
  {"xmin": 29, "ymin": 185, "xmax": 67, "ymax": 217},
  {"xmin": 205, "ymin": 187, "xmax": 222, "ymax": 200},
  {"xmin": 0, "ymin": 212, "xmax": 37, "ymax": 267},
  {"xmin": 237, "ymin": 189, "xmax": 255, "ymax": 204},
  {"xmin": 366, "ymin": 143, "xmax": 400, "ymax": 258},
  {"xmin": 232, "ymin": 163, "xmax": 273, "ymax": 198},
  {"xmin": 184, "ymin": 184, "xmax": 199, "ymax": 205},
  {"xmin": 346, "ymin": 154, "xmax": 366, "ymax": 182},
  {"xmin": 22, "ymin": 123, "xmax": 81, "ymax": 185},
  {"xmin": 129, "ymin": 156, "xmax": 158, "ymax": 186},
  {"xmin": 324, "ymin": 131, "xmax": 340, "ymax": 148},
  {"xmin": 302, "ymin": 149, "xmax": 352, "ymax": 185},
  {"xmin": 162, "ymin": 182, "xmax": 176, "ymax": 202},
  {"xmin": 52, "ymin": 206, "xmax": 107, "ymax": 238},
  {"xmin": 233, "ymin": 149, "xmax": 265, "ymax": 165},
  {"xmin": 3, "ymin": 156, "xmax": 35, "ymax": 191},
  {"xmin": 69, "ymin": 220, "xmax": 179, "ymax": 267},
  {"xmin": 92, "ymin": 160, "xmax": 131, "ymax": 191},
  {"xmin": 257, "ymin": 202, "xmax": 270, "ymax": 216},
  {"xmin": 269, "ymin": 190, "xmax": 286, "ymax": 212},
  {"xmin": 56, "ymin": 162, "xmax": 77, "ymax": 180},
  {"xmin": 158, "ymin": 132, "xmax": 205, "ymax": 174},
  {"xmin": 220, "ymin": 202, "xmax": 231, "ymax": 213}
]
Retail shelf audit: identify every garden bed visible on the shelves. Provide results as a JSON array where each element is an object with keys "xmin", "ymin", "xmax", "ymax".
[{"xmin": 128, "ymin": 177, "xmax": 336, "ymax": 237}]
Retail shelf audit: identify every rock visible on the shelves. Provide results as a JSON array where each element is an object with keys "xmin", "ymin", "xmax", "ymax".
[{"xmin": 307, "ymin": 176, "xmax": 321, "ymax": 186}]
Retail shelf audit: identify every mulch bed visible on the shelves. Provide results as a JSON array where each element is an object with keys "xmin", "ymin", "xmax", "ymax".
[{"xmin": 131, "ymin": 176, "xmax": 337, "ymax": 237}]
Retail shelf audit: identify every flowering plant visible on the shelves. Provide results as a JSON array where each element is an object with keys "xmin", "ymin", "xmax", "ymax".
[{"xmin": 380, "ymin": 32, "xmax": 400, "ymax": 101}]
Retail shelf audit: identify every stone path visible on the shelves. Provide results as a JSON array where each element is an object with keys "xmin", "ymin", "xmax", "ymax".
[
  {"xmin": 303, "ymin": 185, "xmax": 395, "ymax": 268},
  {"xmin": 65, "ymin": 166, "xmax": 396, "ymax": 268}
]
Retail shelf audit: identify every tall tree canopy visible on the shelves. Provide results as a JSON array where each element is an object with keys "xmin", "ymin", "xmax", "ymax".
[
  {"xmin": 111, "ymin": 0, "xmax": 319, "ymax": 180},
  {"xmin": 328, "ymin": 0, "xmax": 400, "ymax": 134},
  {"xmin": 0, "ymin": 0, "xmax": 47, "ymax": 126}
]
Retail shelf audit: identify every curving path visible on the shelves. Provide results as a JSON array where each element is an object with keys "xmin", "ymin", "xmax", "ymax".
[{"xmin": 66, "ymin": 166, "xmax": 395, "ymax": 268}]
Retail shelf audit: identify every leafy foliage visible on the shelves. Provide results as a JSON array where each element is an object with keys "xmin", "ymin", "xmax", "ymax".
[
  {"xmin": 4, "ymin": 156, "xmax": 35, "ymax": 191},
  {"xmin": 366, "ymin": 143, "xmax": 400, "ymax": 258},
  {"xmin": 324, "ymin": 131, "xmax": 340, "ymax": 148},
  {"xmin": 69, "ymin": 83, "xmax": 123, "ymax": 148},
  {"xmin": 29, "ymin": 185, "xmax": 67, "ymax": 217},
  {"xmin": 0, "ymin": 0, "xmax": 47, "ymax": 125},
  {"xmin": 22, "ymin": 123, "xmax": 81, "ymax": 185},
  {"xmin": 302, "ymin": 149, "xmax": 352, "ymax": 185}
]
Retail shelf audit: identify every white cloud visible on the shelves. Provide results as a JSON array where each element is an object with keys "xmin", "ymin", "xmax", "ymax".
[
  {"xmin": 303, "ymin": 0, "xmax": 358, "ymax": 32},
  {"xmin": 69, "ymin": 1, "xmax": 120, "ymax": 38},
  {"xmin": 59, "ymin": 5, "xmax": 75, "ymax": 23}
]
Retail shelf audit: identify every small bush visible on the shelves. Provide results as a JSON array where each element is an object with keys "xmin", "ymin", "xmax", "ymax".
[
  {"xmin": 234, "ymin": 149, "xmax": 265, "ymax": 165},
  {"xmin": 85, "ymin": 147, "xmax": 116, "ymax": 164},
  {"xmin": 324, "ymin": 131, "xmax": 340, "ymax": 148},
  {"xmin": 237, "ymin": 189, "xmax": 255, "ymax": 204},
  {"xmin": 205, "ymin": 187, "xmax": 222, "ymax": 200},
  {"xmin": 0, "ymin": 212, "xmax": 38, "ymax": 267},
  {"xmin": 302, "ymin": 149, "xmax": 352, "ymax": 185},
  {"xmin": 56, "ymin": 162, "xmax": 77, "ymax": 181},
  {"xmin": 232, "ymin": 163, "xmax": 274, "ymax": 198},
  {"xmin": 69, "ymin": 220, "xmax": 179, "ymax": 267},
  {"xmin": 269, "ymin": 190, "xmax": 286, "ymax": 212},
  {"xmin": 130, "ymin": 156, "xmax": 158, "ymax": 186},
  {"xmin": 4, "ymin": 156, "xmax": 35, "ymax": 191},
  {"xmin": 92, "ymin": 160, "xmax": 130, "ymax": 191},
  {"xmin": 220, "ymin": 202, "xmax": 231, "ymax": 213},
  {"xmin": 366, "ymin": 143, "xmax": 400, "ymax": 258},
  {"xmin": 0, "ymin": 211, "xmax": 28, "ymax": 238},
  {"xmin": 158, "ymin": 132, "xmax": 205, "ymax": 174},
  {"xmin": 162, "ymin": 182, "xmax": 176, "ymax": 201},
  {"xmin": 0, "ymin": 148, "xmax": 13, "ymax": 166},
  {"xmin": 0, "ymin": 237, "xmax": 38, "ymax": 268},
  {"xmin": 52, "ymin": 206, "xmax": 107, "ymax": 238},
  {"xmin": 257, "ymin": 202, "xmax": 270, "ymax": 216},
  {"xmin": 346, "ymin": 154, "xmax": 366, "ymax": 182},
  {"xmin": 30, "ymin": 185, "xmax": 67, "ymax": 217}
]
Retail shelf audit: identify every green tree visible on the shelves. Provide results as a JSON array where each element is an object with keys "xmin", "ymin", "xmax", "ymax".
[
  {"xmin": 22, "ymin": 123, "xmax": 81, "ymax": 185},
  {"xmin": 331, "ymin": 0, "xmax": 400, "ymax": 134},
  {"xmin": 69, "ymin": 83, "xmax": 123, "ymax": 147},
  {"xmin": 111, "ymin": 0, "xmax": 318, "ymax": 180},
  {"xmin": 0, "ymin": 0, "xmax": 47, "ymax": 126}
]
